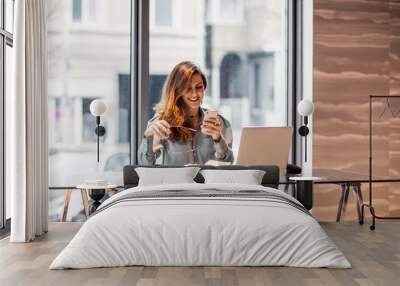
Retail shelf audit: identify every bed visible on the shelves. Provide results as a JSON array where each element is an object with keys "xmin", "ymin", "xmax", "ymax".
[{"xmin": 50, "ymin": 165, "xmax": 351, "ymax": 269}]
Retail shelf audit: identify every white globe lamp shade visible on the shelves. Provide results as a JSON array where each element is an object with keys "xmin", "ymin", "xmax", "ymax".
[
  {"xmin": 90, "ymin": 99, "xmax": 107, "ymax": 116},
  {"xmin": 297, "ymin": 99, "xmax": 314, "ymax": 116}
]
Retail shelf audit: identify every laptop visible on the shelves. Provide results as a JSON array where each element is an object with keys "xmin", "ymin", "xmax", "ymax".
[{"xmin": 236, "ymin": 127, "xmax": 293, "ymax": 175}]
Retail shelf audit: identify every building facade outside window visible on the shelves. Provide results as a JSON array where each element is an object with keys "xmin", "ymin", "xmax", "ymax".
[
  {"xmin": 72, "ymin": 0, "xmax": 97, "ymax": 24},
  {"xmin": 155, "ymin": 0, "xmax": 173, "ymax": 27},
  {"xmin": 47, "ymin": 0, "xmax": 131, "ymax": 189},
  {"xmin": 72, "ymin": 0, "xmax": 81, "ymax": 22}
]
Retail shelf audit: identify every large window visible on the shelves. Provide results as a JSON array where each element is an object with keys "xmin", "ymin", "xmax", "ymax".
[
  {"xmin": 1, "ymin": 0, "xmax": 14, "ymax": 229},
  {"xmin": 47, "ymin": 0, "xmax": 131, "ymax": 188},
  {"xmin": 148, "ymin": 0, "xmax": 288, "ymax": 157}
]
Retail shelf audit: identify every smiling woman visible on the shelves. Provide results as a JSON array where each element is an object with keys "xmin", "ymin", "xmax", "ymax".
[{"xmin": 138, "ymin": 61, "xmax": 233, "ymax": 166}]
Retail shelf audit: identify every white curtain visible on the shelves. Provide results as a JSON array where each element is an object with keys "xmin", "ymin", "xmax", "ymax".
[{"xmin": 9, "ymin": 0, "xmax": 48, "ymax": 242}]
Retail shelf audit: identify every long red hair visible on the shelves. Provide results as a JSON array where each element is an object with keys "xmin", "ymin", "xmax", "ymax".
[{"xmin": 155, "ymin": 61, "xmax": 207, "ymax": 142}]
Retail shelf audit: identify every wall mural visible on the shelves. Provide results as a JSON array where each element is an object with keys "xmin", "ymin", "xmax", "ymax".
[{"xmin": 313, "ymin": 0, "xmax": 400, "ymax": 221}]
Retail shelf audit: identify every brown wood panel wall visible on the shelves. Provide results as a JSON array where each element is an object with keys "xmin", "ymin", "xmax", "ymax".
[{"xmin": 313, "ymin": 0, "xmax": 400, "ymax": 221}]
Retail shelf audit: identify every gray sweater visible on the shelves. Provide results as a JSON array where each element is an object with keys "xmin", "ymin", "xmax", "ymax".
[{"xmin": 138, "ymin": 111, "xmax": 233, "ymax": 166}]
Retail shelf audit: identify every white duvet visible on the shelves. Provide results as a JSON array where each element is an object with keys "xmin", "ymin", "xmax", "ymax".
[{"xmin": 50, "ymin": 183, "xmax": 351, "ymax": 269}]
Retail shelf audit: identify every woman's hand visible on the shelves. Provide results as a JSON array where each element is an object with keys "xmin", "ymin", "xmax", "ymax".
[
  {"xmin": 201, "ymin": 116, "xmax": 222, "ymax": 141},
  {"xmin": 144, "ymin": 120, "xmax": 171, "ymax": 139}
]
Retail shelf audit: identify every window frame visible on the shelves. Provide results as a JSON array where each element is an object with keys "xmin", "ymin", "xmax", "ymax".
[
  {"xmin": 131, "ymin": 0, "xmax": 149, "ymax": 164},
  {"xmin": 287, "ymin": 0, "xmax": 303, "ymax": 165},
  {"xmin": 1, "ymin": 0, "xmax": 14, "ymax": 231}
]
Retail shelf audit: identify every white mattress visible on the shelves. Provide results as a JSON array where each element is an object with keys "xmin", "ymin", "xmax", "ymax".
[{"xmin": 50, "ymin": 183, "xmax": 351, "ymax": 269}]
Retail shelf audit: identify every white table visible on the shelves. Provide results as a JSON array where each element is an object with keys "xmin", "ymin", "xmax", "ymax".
[{"xmin": 61, "ymin": 184, "xmax": 118, "ymax": 222}]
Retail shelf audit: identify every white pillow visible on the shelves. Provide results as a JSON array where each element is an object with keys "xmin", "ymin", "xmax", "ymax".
[
  {"xmin": 135, "ymin": 167, "xmax": 200, "ymax": 186},
  {"xmin": 200, "ymin": 169, "xmax": 266, "ymax": 185}
]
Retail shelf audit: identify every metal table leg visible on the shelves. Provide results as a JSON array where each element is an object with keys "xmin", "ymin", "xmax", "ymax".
[{"xmin": 353, "ymin": 183, "xmax": 363, "ymax": 225}]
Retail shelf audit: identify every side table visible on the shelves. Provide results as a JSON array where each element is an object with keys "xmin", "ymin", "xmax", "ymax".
[
  {"xmin": 61, "ymin": 184, "xmax": 118, "ymax": 222},
  {"xmin": 289, "ymin": 176, "xmax": 324, "ymax": 210}
]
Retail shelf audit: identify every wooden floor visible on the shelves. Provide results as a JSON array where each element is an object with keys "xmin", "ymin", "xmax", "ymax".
[{"xmin": 0, "ymin": 222, "xmax": 399, "ymax": 286}]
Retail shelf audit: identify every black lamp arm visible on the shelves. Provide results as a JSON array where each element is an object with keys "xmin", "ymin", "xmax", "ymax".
[
  {"xmin": 96, "ymin": 116, "xmax": 100, "ymax": 162},
  {"xmin": 94, "ymin": 116, "xmax": 106, "ymax": 162},
  {"xmin": 298, "ymin": 115, "xmax": 310, "ymax": 162},
  {"xmin": 303, "ymin": 115, "xmax": 308, "ymax": 125}
]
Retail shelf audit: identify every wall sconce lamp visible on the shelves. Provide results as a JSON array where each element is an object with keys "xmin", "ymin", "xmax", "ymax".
[
  {"xmin": 297, "ymin": 99, "xmax": 314, "ymax": 162},
  {"xmin": 89, "ymin": 99, "xmax": 107, "ymax": 162}
]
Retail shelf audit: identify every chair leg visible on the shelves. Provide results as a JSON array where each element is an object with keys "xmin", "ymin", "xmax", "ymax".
[
  {"xmin": 354, "ymin": 184, "xmax": 364, "ymax": 223},
  {"xmin": 81, "ymin": 189, "xmax": 90, "ymax": 218},
  {"xmin": 62, "ymin": 189, "xmax": 73, "ymax": 222},
  {"xmin": 283, "ymin": 184, "xmax": 290, "ymax": 194},
  {"xmin": 336, "ymin": 184, "xmax": 347, "ymax": 222}
]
